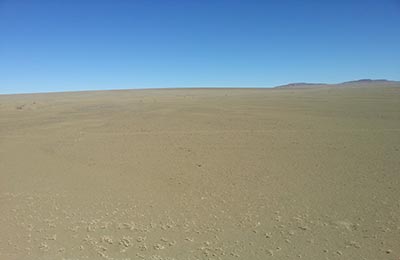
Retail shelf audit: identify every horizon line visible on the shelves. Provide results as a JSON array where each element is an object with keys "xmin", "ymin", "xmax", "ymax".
[{"xmin": 1, "ymin": 78, "xmax": 399, "ymax": 96}]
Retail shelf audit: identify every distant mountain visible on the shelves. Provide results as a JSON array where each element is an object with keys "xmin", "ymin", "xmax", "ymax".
[
  {"xmin": 275, "ymin": 82, "xmax": 328, "ymax": 88},
  {"xmin": 275, "ymin": 79, "xmax": 400, "ymax": 89},
  {"xmin": 340, "ymin": 79, "xmax": 390, "ymax": 84}
]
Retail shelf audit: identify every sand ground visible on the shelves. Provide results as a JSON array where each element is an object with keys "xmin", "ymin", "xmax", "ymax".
[{"xmin": 0, "ymin": 86, "xmax": 399, "ymax": 260}]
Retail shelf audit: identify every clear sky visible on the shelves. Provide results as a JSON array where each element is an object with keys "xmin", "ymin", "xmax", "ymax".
[{"xmin": 1, "ymin": 0, "xmax": 399, "ymax": 94}]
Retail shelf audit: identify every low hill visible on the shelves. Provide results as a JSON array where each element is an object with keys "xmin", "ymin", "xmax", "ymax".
[{"xmin": 276, "ymin": 79, "xmax": 400, "ymax": 88}]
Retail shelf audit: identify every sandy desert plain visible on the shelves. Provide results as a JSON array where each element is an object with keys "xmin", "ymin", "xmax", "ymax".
[{"xmin": 0, "ymin": 82, "xmax": 399, "ymax": 260}]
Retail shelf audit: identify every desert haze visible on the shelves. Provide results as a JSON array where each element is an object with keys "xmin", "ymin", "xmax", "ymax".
[{"xmin": 1, "ymin": 82, "xmax": 399, "ymax": 260}]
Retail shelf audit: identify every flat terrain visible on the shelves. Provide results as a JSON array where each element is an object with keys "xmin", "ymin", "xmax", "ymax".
[{"xmin": 0, "ymin": 86, "xmax": 399, "ymax": 260}]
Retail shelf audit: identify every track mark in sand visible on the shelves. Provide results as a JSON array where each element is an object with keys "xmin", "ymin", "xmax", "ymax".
[
  {"xmin": 184, "ymin": 237, "xmax": 194, "ymax": 242},
  {"xmin": 331, "ymin": 220, "xmax": 359, "ymax": 231},
  {"xmin": 138, "ymin": 243, "xmax": 148, "ymax": 251},
  {"xmin": 100, "ymin": 235, "xmax": 114, "ymax": 244},
  {"xmin": 3, "ymin": 128, "xmax": 400, "ymax": 138},
  {"xmin": 136, "ymin": 236, "xmax": 146, "ymax": 242},
  {"xmin": 119, "ymin": 236, "xmax": 133, "ymax": 247},
  {"xmin": 345, "ymin": 240, "xmax": 361, "ymax": 249},
  {"xmin": 118, "ymin": 222, "xmax": 136, "ymax": 231},
  {"xmin": 153, "ymin": 243, "xmax": 165, "ymax": 250},
  {"xmin": 2, "ymin": 192, "xmax": 399, "ymax": 259},
  {"xmin": 38, "ymin": 242, "xmax": 49, "ymax": 251}
]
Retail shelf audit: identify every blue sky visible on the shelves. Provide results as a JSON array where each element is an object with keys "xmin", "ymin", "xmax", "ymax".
[{"xmin": 0, "ymin": 0, "xmax": 399, "ymax": 94}]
